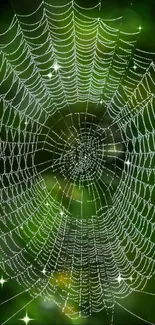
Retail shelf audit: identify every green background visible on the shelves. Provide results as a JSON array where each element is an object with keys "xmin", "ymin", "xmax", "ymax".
[{"xmin": 0, "ymin": 0, "xmax": 155, "ymax": 324}]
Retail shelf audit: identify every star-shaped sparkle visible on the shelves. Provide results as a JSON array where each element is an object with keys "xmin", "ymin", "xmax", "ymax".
[
  {"xmin": 53, "ymin": 62, "xmax": 60, "ymax": 72},
  {"xmin": 47, "ymin": 72, "xmax": 52, "ymax": 79},
  {"xmin": 20, "ymin": 312, "xmax": 34, "ymax": 325},
  {"xmin": 60, "ymin": 210, "xmax": 64, "ymax": 216},
  {"xmin": 42, "ymin": 268, "xmax": 46, "ymax": 275},
  {"xmin": 138, "ymin": 25, "xmax": 142, "ymax": 31},
  {"xmin": 117, "ymin": 275, "xmax": 122, "ymax": 284},
  {"xmin": 125, "ymin": 159, "xmax": 130, "ymax": 166},
  {"xmin": 0, "ymin": 275, "xmax": 8, "ymax": 288},
  {"xmin": 133, "ymin": 64, "xmax": 137, "ymax": 70}
]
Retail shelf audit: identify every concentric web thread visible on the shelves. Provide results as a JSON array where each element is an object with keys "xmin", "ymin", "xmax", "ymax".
[{"xmin": 0, "ymin": 0, "xmax": 155, "ymax": 324}]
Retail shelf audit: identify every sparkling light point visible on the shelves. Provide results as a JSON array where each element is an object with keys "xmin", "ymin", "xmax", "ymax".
[
  {"xmin": 47, "ymin": 72, "xmax": 52, "ymax": 79},
  {"xmin": 60, "ymin": 210, "xmax": 64, "ymax": 216},
  {"xmin": 117, "ymin": 275, "xmax": 122, "ymax": 284},
  {"xmin": 138, "ymin": 26, "xmax": 142, "ymax": 31},
  {"xmin": 125, "ymin": 159, "xmax": 130, "ymax": 166},
  {"xmin": 0, "ymin": 275, "xmax": 8, "ymax": 288},
  {"xmin": 133, "ymin": 64, "xmax": 137, "ymax": 70},
  {"xmin": 42, "ymin": 268, "xmax": 46, "ymax": 275},
  {"xmin": 20, "ymin": 312, "xmax": 34, "ymax": 325},
  {"xmin": 53, "ymin": 62, "xmax": 60, "ymax": 72}
]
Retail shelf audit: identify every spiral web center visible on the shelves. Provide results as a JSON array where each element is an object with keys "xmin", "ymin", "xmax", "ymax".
[{"xmin": 61, "ymin": 127, "xmax": 103, "ymax": 182}]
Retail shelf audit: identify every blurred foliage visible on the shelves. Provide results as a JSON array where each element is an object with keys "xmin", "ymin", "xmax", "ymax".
[{"xmin": 0, "ymin": 0, "xmax": 155, "ymax": 324}]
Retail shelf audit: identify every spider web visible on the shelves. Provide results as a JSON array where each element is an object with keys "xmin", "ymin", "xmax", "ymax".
[{"xmin": 0, "ymin": 0, "xmax": 155, "ymax": 324}]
